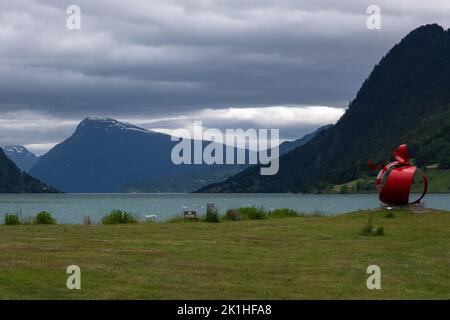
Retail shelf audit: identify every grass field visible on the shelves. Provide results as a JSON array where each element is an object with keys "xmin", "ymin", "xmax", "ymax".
[{"xmin": 0, "ymin": 208, "xmax": 449, "ymax": 299}]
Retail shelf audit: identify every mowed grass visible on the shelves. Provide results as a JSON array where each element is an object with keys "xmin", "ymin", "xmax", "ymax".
[{"xmin": 0, "ymin": 208, "xmax": 448, "ymax": 299}]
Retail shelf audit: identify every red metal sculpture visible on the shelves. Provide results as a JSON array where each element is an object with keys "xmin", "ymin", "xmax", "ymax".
[{"xmin": 369, "ymin": 144, "xmax": 427, "ymax": 205}]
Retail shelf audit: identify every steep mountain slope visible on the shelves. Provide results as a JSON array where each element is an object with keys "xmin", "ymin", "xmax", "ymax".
[
  {"xmin": 199, "ymin": 24, "xmax": 450, "ymax": 193},
  {"xmin": 0, "ymin": 149, "xmax": 57, "ymax": 193},
  {"xmin": 279, "ymin": 124, "xmax": 333, "ymax": 155},
  {"xmin": 2, "ymin": 146, "xmax": 38, "ymax": 172}
]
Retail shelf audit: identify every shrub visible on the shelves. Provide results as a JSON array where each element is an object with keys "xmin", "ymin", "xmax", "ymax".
[
  {"xmin": 225, "ymin": 209, "xmax": 241, "ymax": 221},
  {"xmin": 101, "ymin": 210, "xmax": 137, "ymax": 225},
  {"xmin": 384, "ymin": 212, "xmax": 395, "ymax": 218},
  {"xmin": 339, "ymin": 185, "xmax": 348, "ymax": 194},
  {"xmin": 268, "ymin": 208, "xmax": 299, "ymax": 218},
  {"xmin": 375, "ymin": 227, "xmax": 384, "ymax": 236},
  {"xmin": 34, "ymin": 211, "xmax": 56, "ymax": 225},
  {"xmin": 439, "ymin": 158, "xmax": 450, "ymax": 169},
  {"xmin": 4, "ymin": 213, "xmax": 21, "ymax": 225},
  {"xmin": 361, "ymin": 226, "xmax": 372, "ymax": 235},
  {"xmin": 237, "ymin": 206, "xmax": 267, "ymax": 220}
]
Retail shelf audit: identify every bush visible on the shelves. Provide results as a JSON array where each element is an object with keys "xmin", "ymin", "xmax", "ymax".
[
  {"xmin": 339, "ymin": 185, "xmax": 348, "ymax": 194},
  {"xmin": 384, "ymin": 212, "xmax": 395, "ymax": 218},
  {"xmin": 34, "ymin": 211, "xmax": 56, "ymax": 225},
  {"xmin": 4, "ymin": 213, "xmax": 21, "ymax": 225},
  {"xmin": 101, "ymin": 210, "xmax": 137, "ymax": 225},
  {"xmin": 225, "ymin": 209, "xmax": 241, "ymax": 221},
  {"xmin": 268, "ymin": 208, "xmax": 300, "ymax": 218},
  {"xmin": 439, "ymin": 158, "xmax": 450, "ymax": 169},
  {"xmin": 375, "ymin": 227, "xmax": 384, "ymax": 236},
  {"xmin": 237, "ymin": 207, "xmax": 267, "ymax": 220}
]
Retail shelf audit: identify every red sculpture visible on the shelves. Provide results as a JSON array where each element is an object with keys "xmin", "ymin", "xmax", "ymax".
[{"xmin": 369, "ymin": 144, "xmax": 427, "ymax": 205}]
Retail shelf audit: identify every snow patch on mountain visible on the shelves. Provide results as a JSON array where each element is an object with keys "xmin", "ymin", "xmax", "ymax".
[
  {"xmin": 78, "ymin": 117, "xmax": 151, "ymax": 135},
  {"xmin": 2, "ymin": 145, "xmax": 39, "ymax": 172}
]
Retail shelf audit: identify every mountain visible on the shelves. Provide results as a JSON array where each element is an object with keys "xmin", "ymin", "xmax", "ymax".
[
  {"xmin": 29, "ymin": 117, "xmax": 253, "ymax": 193},
  {"xmin": 30, "ymin": 117, "xmax": 186, "ymax": 192},
  {"xmin": 120, "ymin": 125, "xmax": 331, "ymax": 192},
  {"xmin": 0, "ymin": 148, "xmax": 57, "ymax": 193},
  {"xmin": 198, "ymin": 24, "xmax": 450, "ymax": 193},
  {"xmin": 2, "ymin": 146, "xmax": 38, "ymax": 172},
  {"xmin": 279, "ymin": 124, "xmax": 333, "ymax": 155},
  {"xmin": 120, "ymin": 165, "xmax": 245, "ymax": 193}
]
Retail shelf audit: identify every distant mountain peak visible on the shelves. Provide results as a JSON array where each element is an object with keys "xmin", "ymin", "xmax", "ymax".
[
  {"xmin": 399, "ymin": 23, "xmax": 447, "ymax": 44},
  {"xmin": 2, "ymin": 145, "xmax": 38, "ymax": 172},
  {"xmin": 409, "ymin": 23, "xmax": 445, "ymax": 34},
  {"xmin": 0, "ymin": 148, "xmax": 57, "ymax": 193},
  {"xmin": 77, "ymin": 117, "xmax": 151, "ymax": 135},
  {"xmin": 3, "ymin": 145, "xmax": 28, "ymax": 154}
]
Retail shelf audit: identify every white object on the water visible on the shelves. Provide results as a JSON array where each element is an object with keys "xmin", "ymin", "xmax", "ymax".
[
  {"xmin": 387, "ymin": 207, "xmax": 392, "ymax": 210},
  {"xmin": 145, "ymin": 214, "xmax": 157, "ymax": 222}
]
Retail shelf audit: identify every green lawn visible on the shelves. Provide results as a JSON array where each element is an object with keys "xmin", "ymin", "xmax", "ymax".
[{"xmin": 0, "ymin": 208, "xmax": 449, "ymax": 299}]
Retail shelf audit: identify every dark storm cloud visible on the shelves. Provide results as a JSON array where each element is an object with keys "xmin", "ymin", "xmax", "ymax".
[{"xmin": 0, "ymin": 0, "xmax": 449, "ymax": 152}]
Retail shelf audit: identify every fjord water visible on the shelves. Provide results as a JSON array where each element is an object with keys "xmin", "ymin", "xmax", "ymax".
[{"xmin": 0, "ymin": 193, "xmax": 449, "ymax": 224}]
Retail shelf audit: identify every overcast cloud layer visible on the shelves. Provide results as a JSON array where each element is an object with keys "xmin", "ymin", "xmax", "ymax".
[{"xmin": 1, "ymin": 0, "xmax": 449, "ymax": 154}]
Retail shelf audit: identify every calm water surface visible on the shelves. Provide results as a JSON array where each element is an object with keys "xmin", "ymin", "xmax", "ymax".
[{"xmin": 0, "ymin": 193, "xmax": 448, "ymax": 224}]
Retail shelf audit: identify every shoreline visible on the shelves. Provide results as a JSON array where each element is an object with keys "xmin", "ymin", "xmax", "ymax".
[{"xmin": 2, "ymin": 206, "xmax": 448, "ymax": 226}]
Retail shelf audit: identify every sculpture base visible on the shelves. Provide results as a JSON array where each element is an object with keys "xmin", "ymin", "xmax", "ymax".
[{"xmin": 380, "ymin": 202, "xmax": 430, "ymax": 213}]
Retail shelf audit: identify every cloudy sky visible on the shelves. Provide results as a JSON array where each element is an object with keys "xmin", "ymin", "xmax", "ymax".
[{"xmin": 1, "ymin": 0, "xmax": 449, "ymax": 154}]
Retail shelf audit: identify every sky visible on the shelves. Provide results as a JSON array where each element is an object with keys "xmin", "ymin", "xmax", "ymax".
[{"xmin": 1, "ymin": 0, "xmax": 449, "ymax": 155}]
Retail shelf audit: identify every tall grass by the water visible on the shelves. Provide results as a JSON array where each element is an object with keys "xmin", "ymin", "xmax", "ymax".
[
  {"xmin": 83, "ymin": 215, "xmax": 94, "ymax": 225},
  {"xmin": 168, "ymin": 206, "xmax": 324, "ymax": 223},
  {"xmin": 3, "ymin": 207, "xmax": 325, "ymax": 225}
]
